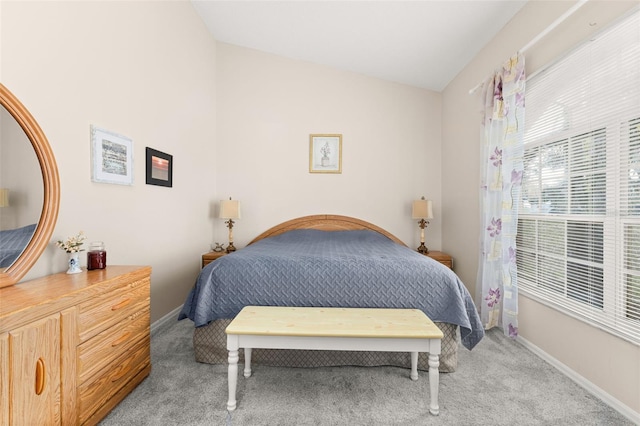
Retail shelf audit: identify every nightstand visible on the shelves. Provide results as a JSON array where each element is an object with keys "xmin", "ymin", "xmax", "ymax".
[
  {"xmin": 202, "ymin": 251, "xmax": 227, "ymax": 268},
  {"xmin": 424, "ymin": 251, "xmax": 453, "ymax": 269}
]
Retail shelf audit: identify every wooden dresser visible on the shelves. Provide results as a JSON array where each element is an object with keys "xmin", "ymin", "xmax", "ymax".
[{"xmin": 0, "ymin": 265, "xmax": 151, "ymax": 425}]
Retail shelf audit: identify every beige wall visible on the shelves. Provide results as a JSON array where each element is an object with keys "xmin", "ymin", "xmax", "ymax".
[
  {"xmin": 215, "ymin": 42, "xmax": 442, "ymax": 249},
  {"xmin": 1, "ymin": 0, "xmax": 217, "ymax": 321},
  {"xmin": 442, "ymin": 0, "xmax": 640, "ymax": 418}
]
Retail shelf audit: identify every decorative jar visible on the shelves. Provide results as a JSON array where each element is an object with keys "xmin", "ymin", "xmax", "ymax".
[{"xmin": 87, "ymin": 241, "xmax": 107, "ymax": 270}]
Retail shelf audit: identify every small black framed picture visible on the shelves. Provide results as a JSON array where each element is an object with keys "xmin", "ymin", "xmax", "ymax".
[{"xmin": 145, "ymin": 147, "xmax": 173, "ymax": 187}]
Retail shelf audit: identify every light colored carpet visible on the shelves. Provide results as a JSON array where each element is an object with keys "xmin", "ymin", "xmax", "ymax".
[{"xmin": 100, "ymin": 318, "xmax": 632, "ymax": 425}]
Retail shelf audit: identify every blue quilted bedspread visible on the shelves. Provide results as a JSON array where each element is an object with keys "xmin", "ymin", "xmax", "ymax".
[
  {"xmin": 0, "ymin": 223, "xmax": 36, "ymax": 268},
  {"xmin": 179, "ymin": 229, "xmax": 484, "ymax": 350}
]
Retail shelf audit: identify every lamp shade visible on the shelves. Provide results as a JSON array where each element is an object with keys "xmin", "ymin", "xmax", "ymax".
[
  {"xmin": 220, "ymin": 198, "xmax": 241, "ymax": 219},
  {"xmin": 412, "ymin": 198, "xmax": 433, "ymax": 219},
  {"xmin": 0, "ymin": 188, "xmax": 8, "ymax": 207}
]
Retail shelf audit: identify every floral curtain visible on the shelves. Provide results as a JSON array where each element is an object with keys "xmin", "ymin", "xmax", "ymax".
[{"xmin": 477, "ymin": 53, "xmax": 525, "ymax": 338}]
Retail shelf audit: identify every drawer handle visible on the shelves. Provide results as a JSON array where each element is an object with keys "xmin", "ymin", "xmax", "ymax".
[
  {"xmin": 111, "ymin": 299, "xmax": 131, "ymax": 311},
  {"xmin": 111, "ymin": 332, "xmax": 131, "ymax": 347},
  {"xmin": 35, "ymin": 358, "xmax": 45, "ymax": 395}
]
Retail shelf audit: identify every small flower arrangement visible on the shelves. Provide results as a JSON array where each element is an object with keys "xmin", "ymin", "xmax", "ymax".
[{"xmin": 56, "ymin": 231, "xmax": 87, "ymax": 253}]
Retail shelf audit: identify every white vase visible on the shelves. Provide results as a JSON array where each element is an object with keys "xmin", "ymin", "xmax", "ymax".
[{"xmin": 67, "ymin": 252, "xmax": 82, "ymax": 274}]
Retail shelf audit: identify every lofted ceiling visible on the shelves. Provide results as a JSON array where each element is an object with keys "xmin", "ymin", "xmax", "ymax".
[{"xmin": 191, "ymin": 0, "xmax": 527, "ymax": 92}]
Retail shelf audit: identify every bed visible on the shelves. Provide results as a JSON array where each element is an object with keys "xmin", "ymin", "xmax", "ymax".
[
  {"xmin": 179, "ymin": 215, "xmax": 484, "ymax": 373},
  {"xmin": 0, "ymin": 223, "xmax": 36, "ymax": 268}
]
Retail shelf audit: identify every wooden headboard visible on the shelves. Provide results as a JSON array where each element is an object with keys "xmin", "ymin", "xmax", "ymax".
[{"xmin": 248, "ymin": 214, "xmax": 407, "ymax": 247}]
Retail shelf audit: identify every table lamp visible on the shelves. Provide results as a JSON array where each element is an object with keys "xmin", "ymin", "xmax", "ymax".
[
  {"xmin": 0, "ymin": 188, "xmax": 9, "ymax": 207},
  {"xmin": 412, "ymin": 196, "xmax": 433, "ymax": 254},
  {"xmin": 220, "ymin": 197, "xmax": 241, "ymax": 253}
]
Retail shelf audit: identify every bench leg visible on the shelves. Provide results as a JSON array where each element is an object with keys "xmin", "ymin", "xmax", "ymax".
[
  {"xmin": 227, "ymin": 349, "xmax": 239, "ymax": 411},
  {"xmin": 410, "ymin": 352, "xmax": 418, "ymax": 381},
  {"xmin": 428, "ymin": 353, "xmax": 440, "ymax": 416},
  {"xmin": 244, "ymin": 348, "xmax": 252, "ymax": 378}
]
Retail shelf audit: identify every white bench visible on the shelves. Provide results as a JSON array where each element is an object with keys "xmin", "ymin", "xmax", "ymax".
[{"xmin": 225, "ymin": 306, "xmax": 444, "ymax": 415}]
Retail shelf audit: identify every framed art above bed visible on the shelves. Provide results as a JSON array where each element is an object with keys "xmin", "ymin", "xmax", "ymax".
[{"xmin": 309, "ymin": 134, "xmax": 342, "ymax": 173}]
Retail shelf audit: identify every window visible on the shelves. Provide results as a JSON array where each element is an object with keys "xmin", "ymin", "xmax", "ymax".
[{"xmin": 517, "ymin": 9, "xmax": 640, "ymax": 343}]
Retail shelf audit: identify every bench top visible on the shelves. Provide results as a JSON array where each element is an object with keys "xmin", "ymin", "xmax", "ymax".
[{"xmin": 225, "ymin": 306, "xmax": 444, "ymax": 339}]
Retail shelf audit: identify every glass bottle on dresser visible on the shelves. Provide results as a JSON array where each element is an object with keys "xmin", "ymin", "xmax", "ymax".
[{"xmin": 87, "ymin": 241, "xmax": 107, "ymax": 270}]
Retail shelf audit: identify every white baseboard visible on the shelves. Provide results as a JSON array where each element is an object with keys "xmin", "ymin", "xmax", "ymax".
[
  {"xmin": 150, "ymin": 305, "xmax": 183, "ymax": 337},
  {"xmin": 517, "ymin": 335, "xmax": 640, "ymax": 424}
]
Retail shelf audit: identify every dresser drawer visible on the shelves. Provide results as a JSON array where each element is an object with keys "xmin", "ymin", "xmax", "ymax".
[
  {"xmin": 77, "ymin": 306, "xmax": 150, "ymax": 384},
  {"xmin": 78, "ymin": 277, "xmax": 150, "ymax": 342},
  {"xmin": 78, "ymin": 335, "xmax": 150, "ymax": 425},
  {"xmin": 425, "ymin": 251, "xmax": 453, "ymax": 270},
  {"xmin": 439, "ymin": 260, "xmax": 453, "ymax": 269}
]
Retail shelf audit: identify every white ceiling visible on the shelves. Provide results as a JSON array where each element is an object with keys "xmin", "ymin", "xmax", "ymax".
[{"xmin": 191, "ymin": 1, "xmax": 527, "ymax": 92}]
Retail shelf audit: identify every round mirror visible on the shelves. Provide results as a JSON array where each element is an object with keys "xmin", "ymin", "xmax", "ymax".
[{"xmin": 0, "ymin": 83, "xmax": 60, "ymax": 287}]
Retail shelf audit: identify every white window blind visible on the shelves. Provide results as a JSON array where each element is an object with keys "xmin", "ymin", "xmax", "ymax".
[{"xmin": 518, "ymin": 8, "xmax": 640, "ymax": 344}]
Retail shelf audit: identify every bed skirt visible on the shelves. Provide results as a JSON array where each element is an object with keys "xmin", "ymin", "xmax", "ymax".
[{"xmin": 192, "ymin": 319, "xmax": 459, "ymax": 373}]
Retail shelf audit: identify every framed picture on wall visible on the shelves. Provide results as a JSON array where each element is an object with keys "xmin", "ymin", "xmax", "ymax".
[
  {"xmin": 91, "ymin": 125, "xmax": 134, "ymax": 185},
  {"xmin": 145, "ymin": 147, "xmax": 173, "ymax": 187},
  {"xmin": 309, "ymin": 134, "xmax": 342, "ymax": 173}
]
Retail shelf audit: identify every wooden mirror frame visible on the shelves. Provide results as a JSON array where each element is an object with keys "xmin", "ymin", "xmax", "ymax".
[{"xmin": 0, "ymin": 83, "xmax": 60, "ymax": 287}]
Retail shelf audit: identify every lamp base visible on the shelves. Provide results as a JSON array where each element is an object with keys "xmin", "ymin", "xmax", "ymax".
[
  {"xmin": 226, "ymin": 242, "xmax": 236, "ymax": 253},
  {"xmin": 417, "ymin": 243, "xmax": 429, "ymax": 254}
]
